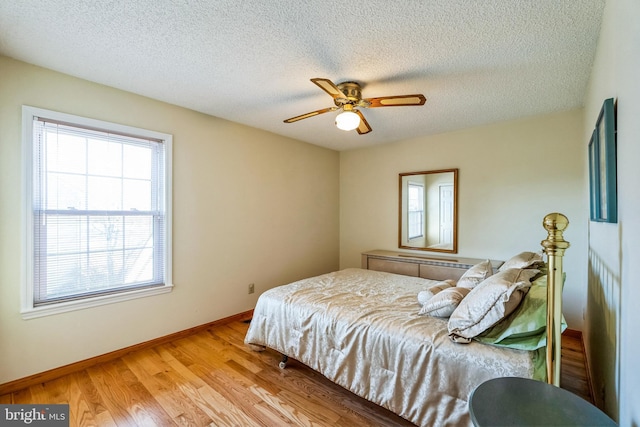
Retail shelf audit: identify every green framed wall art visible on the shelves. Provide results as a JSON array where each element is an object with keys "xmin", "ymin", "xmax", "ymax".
[{"xmin": 589, "ymin": 98, "xmax": 617, "ymax": 223}]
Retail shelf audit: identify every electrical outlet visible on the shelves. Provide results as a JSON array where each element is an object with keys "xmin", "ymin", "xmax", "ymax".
[{"xmin": 248, "ymin": 283, "xmax": 255, "ymax": 294}]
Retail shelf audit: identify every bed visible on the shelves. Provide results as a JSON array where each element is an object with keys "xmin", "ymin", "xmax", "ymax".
[{"xmin": 244, "ymin": 214, "xmax": 570, "ymax": 426}]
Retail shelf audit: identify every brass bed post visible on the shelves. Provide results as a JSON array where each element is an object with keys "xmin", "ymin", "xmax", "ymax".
[{"xmin": 541, "ymin": 213, "xmax": 570, "ymax": 386}]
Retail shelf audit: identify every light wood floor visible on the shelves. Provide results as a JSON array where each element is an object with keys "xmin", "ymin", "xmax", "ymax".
[
  {"xmin": 0, "ymin": 319, "xmax": 591, "ymax": 426},
  {"xmin": 560, "ymin": 330, "xmax": 592, "ymax": 403}
]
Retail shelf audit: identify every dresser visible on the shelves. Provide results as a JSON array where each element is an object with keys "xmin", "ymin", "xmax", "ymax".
[{"xmin": 361, "ymin": 250, "xmax": 503, "ymax": 281}]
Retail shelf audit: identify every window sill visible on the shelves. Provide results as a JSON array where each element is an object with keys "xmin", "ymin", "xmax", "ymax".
[{"xmin": 21, "ymin": 284, "xmax": 174, "ymax": 320}]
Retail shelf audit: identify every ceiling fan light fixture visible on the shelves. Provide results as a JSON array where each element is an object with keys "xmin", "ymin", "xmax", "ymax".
[
  {"xmin": 335, "ymin": 106, "xmax": 360, "ymax": 131},
  {"xmin": 283, "ymin": 78, "xmax": 426, "ymax": 135}
]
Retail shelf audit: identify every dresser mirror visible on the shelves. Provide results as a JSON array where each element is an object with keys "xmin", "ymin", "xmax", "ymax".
[{"xmin": 399, "ymin": 169, "xmax": 458, "ymax": 253}]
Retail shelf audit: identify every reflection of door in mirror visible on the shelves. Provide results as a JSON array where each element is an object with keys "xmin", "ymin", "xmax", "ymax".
[
  {"xmin": 439, "ymin": 184, "xmax": 454, "ymax": 244},
  {"xmin": 399, "ymin": 169, "xmax": 458, "ymax": 253}
]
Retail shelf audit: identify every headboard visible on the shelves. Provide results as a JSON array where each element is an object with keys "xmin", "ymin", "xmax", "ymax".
[{"xmin": 361, "ymin": 250, "xmax": 502, "ymax": 281}]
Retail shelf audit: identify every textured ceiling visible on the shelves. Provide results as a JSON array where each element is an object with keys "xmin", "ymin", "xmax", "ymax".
[{"xmin": 0, "ymin": 1, "xmax": 605, "ymax": 151}]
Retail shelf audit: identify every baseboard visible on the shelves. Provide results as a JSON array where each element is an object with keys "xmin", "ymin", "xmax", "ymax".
[
  {"xmin": 0, "ymin": 310, "xmax": 253, "ymax": 395},
  {"xmin": 580, "ymin": 332, "xmax": 596, "ymax": 405}
]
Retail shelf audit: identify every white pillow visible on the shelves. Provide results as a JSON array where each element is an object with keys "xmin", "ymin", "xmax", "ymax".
[
  {"xmin": 447, "ymin": 268, "xmax": 539, "ymax": 341},
  {"xmin": 419, "ymin": 286, "xmax": 471, "ymax": 317},
  {"xmin": 417, "ymin": 280, "xmax": 455, "ymax": 306},
  {"xmin": 457, "ymin": 259, "xmax": 493, "ymax": 289},
  {"xmin": 498, "ymin": 251, "xmax": 544, "ymax": 272}
]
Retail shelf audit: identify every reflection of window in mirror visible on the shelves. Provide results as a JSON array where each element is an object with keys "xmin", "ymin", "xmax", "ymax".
[
  {"xmin": 399, "ymin": 169, "xmax": 458, "ymax": 253},
  {"xmin": 407, "ymin": 182, "xmax": 424, "ymax": 239}
]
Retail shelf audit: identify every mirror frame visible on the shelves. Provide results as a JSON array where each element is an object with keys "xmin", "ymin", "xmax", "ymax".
[{"xmin": 398, "ymin": 168, "xmax": 458, "ymax": 253}]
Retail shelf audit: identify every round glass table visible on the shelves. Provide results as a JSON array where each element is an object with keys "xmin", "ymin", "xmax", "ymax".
[{"xmin": 469, "ymin": 377, "xmax": 617, "ymax": 426}]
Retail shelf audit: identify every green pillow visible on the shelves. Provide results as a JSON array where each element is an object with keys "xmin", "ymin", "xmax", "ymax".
[{"xmin": 475, "ymin": 275, "xmax": 566, "ymax": 351}]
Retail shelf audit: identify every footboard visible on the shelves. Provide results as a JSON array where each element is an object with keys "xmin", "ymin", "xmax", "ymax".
[{"xmin": 541, "ymin": 212, "xmax": 570, "ymax": 386}]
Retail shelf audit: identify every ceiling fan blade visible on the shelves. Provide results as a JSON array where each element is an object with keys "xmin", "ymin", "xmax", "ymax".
[
  {"xmin": 311, "ymin": 78, "xmax": 347, "ymax": 99},
  {"xmin": 365, "ymin": 94, "xmax": 426, "ymax": 108},
  {"xmin": 355, "ymin": 110, "xmax": 372, "ymax": 135},
  {"xmin": 283, "ymin": 107, "xmax": 336, "ymax": 123}
]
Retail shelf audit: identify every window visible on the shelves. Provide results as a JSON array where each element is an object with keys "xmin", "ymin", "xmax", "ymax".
[
  {"xmin": 22, "ymin": 106, "xmax": 172, "ymax": 318},
  {"xmin": 407, "ymin": 182, "xmax": 424, "ymax": 239}
]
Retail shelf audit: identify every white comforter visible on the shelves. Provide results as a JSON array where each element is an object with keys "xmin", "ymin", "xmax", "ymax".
[{"xmin": 245, "ymin": 268, "xmax": 541, "ymax": 426}]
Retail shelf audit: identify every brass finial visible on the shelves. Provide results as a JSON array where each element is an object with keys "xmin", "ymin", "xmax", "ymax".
[{"xmin": 541, "ymin": 213, "xmax": 570, "ymax": 253}]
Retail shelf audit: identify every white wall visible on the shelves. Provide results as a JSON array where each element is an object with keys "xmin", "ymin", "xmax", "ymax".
[
  {"xmin": 583, "ymin": 0, "xmax": 640, "ymax": 423},
  {"xmin": 340, "ymin": 109, "xmax": 586, "ymax": 329},
  {"xmin": 0, "ymin": 56, "xmax": 340, "ymax": 384}
]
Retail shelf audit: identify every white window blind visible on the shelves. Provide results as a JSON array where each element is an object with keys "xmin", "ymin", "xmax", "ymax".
[{"xmin": 28, "ymin": 111, "xmax": 170, "ymax": 307}]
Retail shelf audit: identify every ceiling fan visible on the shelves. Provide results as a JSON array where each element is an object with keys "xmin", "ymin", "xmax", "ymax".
[{"xmin": 283, "ymin": 78, "xmax": 427, "ymax": 135}]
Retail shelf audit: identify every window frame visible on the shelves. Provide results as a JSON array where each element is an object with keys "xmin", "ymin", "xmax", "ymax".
[{"xmin": 21, "ymin": 106, "xmax": 173, "ymax": 319}]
